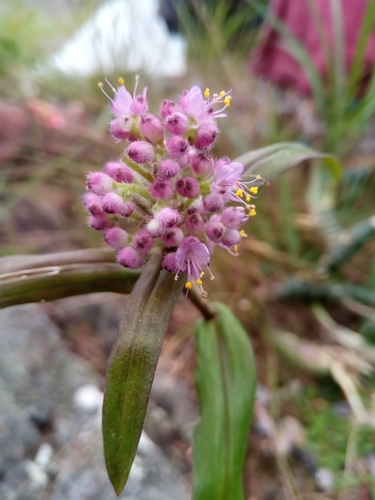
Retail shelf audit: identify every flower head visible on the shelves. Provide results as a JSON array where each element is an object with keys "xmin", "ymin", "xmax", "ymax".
[{"xmin": 85, "ymin": 78, "xmax": 262, "ymax": 297}]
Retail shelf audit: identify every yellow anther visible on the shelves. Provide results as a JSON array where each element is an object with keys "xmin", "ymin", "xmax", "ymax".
[
  {"xmin": 219, "ymin": 90, "xmax": 225, "ymax": 96},
  {"xmin": 233, "ymin": 245, "xmax": 239, "ymax": 252},
  {"xmin": 249, "ymin": 186, "xmax": 258, "ymax": 194},
  {"xmin": 245, "ymin": 194, "xmax": 251, "ymax": 202},
  {"xmin": 118, "ymin": 77, "xmax": 124, "ymax": 85},
  {"xmin": 250, "ymin": 209, "xmax": 257, "ymax": 217},
  {"xmin": 248, "ymin": 204, "xmax": 256, "ymax": 210},
  {"xmin": 200, "ymin": 272, "xmax": 205, "ymax": 277},
  {"xmin": 224, "ymin": 96, "xmax": 231, "ymax": 107},
  {"xmin": 185, "ymin": 281, "xmax": 193, "ymax": 289},
  {"xmin": 240, "ymin": 230, "xmax": 248, "ymax": 238},
  {"xmin": 204, "ymin": 88, "xmax": 210, "ymax": 98},
  {"xmin": 235, "ymin": 189, "xmax": 243, "ymax": 197},
  {"xmin": 196, "ymin": 279, "xmax": 203, "ymax": 285}
]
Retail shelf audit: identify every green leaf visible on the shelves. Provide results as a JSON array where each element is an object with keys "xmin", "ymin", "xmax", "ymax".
[
  {"xmin": 320, "ymin": 216, "xmax": 375, "ymax": 272},
  {"xmin": 102, "ymin": 249, "xmax": 183, "ymax": 495},
  {"xmin": 193, "ymin": 302, "xmax": 256, "ymax": 500},
  {"xmin": 277, "ymin": 278, "xmax": 375, "ymax": 307},
  {"xmin": 236, "ymin": 142, "xmax": 341, "ymax": 181}
]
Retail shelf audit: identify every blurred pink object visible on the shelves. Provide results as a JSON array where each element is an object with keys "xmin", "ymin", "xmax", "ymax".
[
  {"xmin": 250, "ymin": 0, "xmax": 375, "ymax": 95},
  {"xmin": 27, "ymin": 99, "xmax": 66, "ymax": 130}
]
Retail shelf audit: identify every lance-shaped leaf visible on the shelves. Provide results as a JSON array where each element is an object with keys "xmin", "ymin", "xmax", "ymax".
[
  {"xmin": 102, "ymin": 249, "xmax": 183, "ymax": 495},
  {"xmin": 193, "ymin": 303, "xmax": 256, "ymax": 500},
  {"xmin": 235, "ymin": 142, "xmax": 341, "ymax": 181}
]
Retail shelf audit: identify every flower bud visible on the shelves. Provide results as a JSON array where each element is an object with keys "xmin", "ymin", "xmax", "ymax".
[
  {"xmin": 166, "ymin": 136, "xmax": 189, "ymax": 160},
  {"xmin": 162, "ymin": 228, "xmax": 184, "ymax": 247},
  {"xmin": 86, "ymin": 172, "xmax": 114, "ymax": 195},
  {"xmin": 157, "ymin": 207, "xmax": 181, "ymax": 228},
  {"xmin": 165, "ymin": 112, "xmax": 189, "ymax": 135},
  {"xmin": 101, "ymin": 193, "xmax": 134, "ymax": 217},
  {"xmin": 162, "ymin": 252, "xmax": 179, "ymax": 272},
  {"xmin": 127, "ymin": 141, "xmax": 155, "ymax": 164},
  {"xmin": 117, "ymin": 247, "xmax": 144, "ymax": 269},
  {"xmin": 221, "ymin": 229, "xmax": 241, "ymax": 247},
  {"xmin": 104, "ymin": 161, "xmax": 134, "ymax": 183},
  {"xmin": 221, "ymin": 207, "xmax": 246, "ymax": 229},
  {"xmin": 130, "ymin": 88, "xmax": 148, "ymax": 115},
  {"xmin": 160, "ymin": 99, "xmax": 181, "ymax": 118},
  {"xmin": 185, "ymin": 213, "xmax": 205, "ymax": 233},
  {"xmin": 133, "ymin": 230, "xmax": 154, "ymax": 253},
  {"xmin": 195, "ymin": 120, "xmax": 219, "ymax": 149},
  {"xmin": 150, "ymin": 178, "xmax": 174, "ymax": 200},
  {"xmin": 203, "ymin": 193, "xmax": 224, "ymax": 212},
  {"xmin": 146, "ymin": 218, "xmax": 162, "ymax": 237},
  {"xmin": 158, "ymin": 159, "xmax": 180, "ymax": 178},
  {"xmin": 206, "ymin": 218, "xmax": 225, "ymax": 242},
  {"xmin": 110, "ymin": 119, "xmax": 132, "ymax": 141},
  {"xmin": 104, "ymin": 227, "xmax": 129, "ymax": 251},
  {"xmin": 191, "ymin": 153, "xmax": 213, "ymax": 177},
  {"xmin": 83, "ymin": 192, "xmax": 103, "ymax": 215},
  {"xmin": 176, "ymin": 177, "xmax": 200, "ymax": 198},
  {"xmin": 140, "ymin": 113, "xmax": 164, "ymax": 144},
  {"xmin": 88, "ymin": 213, "xmax": 114, "ymax": 230}
]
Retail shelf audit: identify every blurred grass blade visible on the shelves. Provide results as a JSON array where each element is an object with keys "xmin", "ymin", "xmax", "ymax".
[
  {"xmin": 305, "ymin": 164, "xmax": 341, "ymax": 245},
  {"xmin": 237, "ymin": 142, "xmax": 341, "ymax": 180},
  {"xmin": 331, "ymin": 0, "xmax": 345, "ymax": 121},
  {"xmin": 347, "ymin": 0, "xmax": 375, "ymax": 100},
  {"xmin": 102, "ymin": 249, "xmax": 183, "ymax": 495},
  {"xmin": 193, "ymin": 303, "xmax": 256, "ymax": 500},
  {"xmin": 320, "ymin": 215, "xmax": 375, "ymax": 272},
  {"xmin": 360, "ymin": 258, "xmax": 375, "ymax": 343},
  {"xmin": 277, "ymin": 278, "xmax": 375, "ymax": 307}
]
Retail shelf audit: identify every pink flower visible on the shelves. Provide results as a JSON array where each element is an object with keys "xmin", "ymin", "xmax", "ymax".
[
  {"xmin": 87, "ymin": 80, "xmax": 260, "ymax": 296},
  {"xmin": 180, "ymin": 86, "xmax": 208, "ymax": 122},
  {"xmin": 175, "ymin": 236, "xmax": 210, "ymax": 282},
  {"xmin": 212, "ymin": 159, "xmax": 244, "ymax": 201},
  {"xmin": 112, "ymin": 85, "xmax": 148, "ymax": 118}
]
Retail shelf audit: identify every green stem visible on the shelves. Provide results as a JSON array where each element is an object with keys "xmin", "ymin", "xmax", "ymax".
[
  {"xmin": 0, "ymin": 263, "xmax": 141, "ymax": 309},
  {"xmin": 0, "ymin": 248, "xmax": 115, "ymax": 274}
]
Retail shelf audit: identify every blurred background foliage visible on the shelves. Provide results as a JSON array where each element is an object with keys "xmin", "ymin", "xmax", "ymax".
[{"xmin": 1, "ymin": 0, "xmax": 375, "ymax": 497}]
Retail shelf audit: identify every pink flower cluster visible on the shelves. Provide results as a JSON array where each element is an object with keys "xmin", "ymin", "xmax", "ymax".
[{"xmin": 84, "ymin": 78, "xmax": 259, "ymax": 297}]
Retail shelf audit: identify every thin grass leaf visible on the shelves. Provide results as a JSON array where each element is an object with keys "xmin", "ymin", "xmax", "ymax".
[
  {"xmin": 346, "ymin": 0, "xmax": 375, "ymax": 100},
  {"xmin": 320, "ymin": 216, "xmax": 375, "ymax": 272},
  {"xmin": 305, "ymin": 164, "xmax": 341, "ymax": 245},
  {"xmin": 193, "ymin": 303, "xmax": 256, "ymax": 500},
  {"xmin": 331, "ymin": 0, "xmax": 346, "ymax": 120},
  {"xmin": 277, "ymin": 278, "xmax": 375, "ymax": 307}
]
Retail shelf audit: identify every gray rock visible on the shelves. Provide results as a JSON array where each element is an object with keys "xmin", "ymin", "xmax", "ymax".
[
  {"xmin": 0, "ymin": 304, "xmax": 189, "ymax": 499},
  {"xmin": 315, "ymin": 467, "xmax": 335, "ymax": 492}
]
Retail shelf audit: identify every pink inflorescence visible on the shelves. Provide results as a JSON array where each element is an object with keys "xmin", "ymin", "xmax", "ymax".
[{"xmin": 84, "ymin": 77, "xmax": 260, "ymax": 297}]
